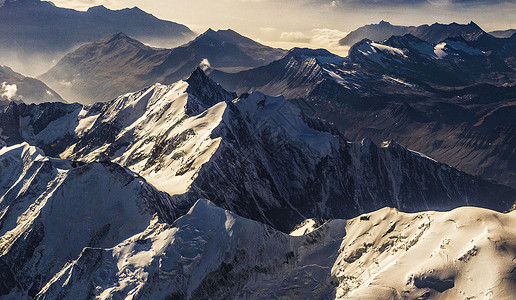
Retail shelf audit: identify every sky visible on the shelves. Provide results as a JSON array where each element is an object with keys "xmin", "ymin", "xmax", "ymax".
[{"xmin": 46, "ymin": 0, "xmax": 516, "ymax": 55}]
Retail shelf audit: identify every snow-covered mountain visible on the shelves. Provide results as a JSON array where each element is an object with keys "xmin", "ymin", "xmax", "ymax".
[
  {"xmin": 26, "ymin": 198, "xmax": 516, "ymax": 299},
  {"xmin": 0, "ymin": 65, "xmax": 63, "ymax": 104},
  {"xmin": 209, "ymin": 35, "xmax": 516, "ymax": 189},
  {"xmin": 339, "ymin": 21, "xmax": 487, "ymax": 46},
  {"xmin": 2, "ymin": 70, "xmax": 514, "ymax": 232},
  {"xmin": 0, "ymin": 143, "xmax": 176, "ymax": 298},
  {"xmin": 348, "ymin": 34, "xmax": 513, "ymax": 86},
  {"xmin": 39, "ymin": 30, "xmax": 286, "ymax": 104}
]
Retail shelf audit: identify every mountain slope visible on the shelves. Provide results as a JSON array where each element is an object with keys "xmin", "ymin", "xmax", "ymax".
[
  {"xmin": 339, "ymin": 20, "xmax": 487, "ymax": 46},
  {"xmin": 2, "ymin": 71, "xmax": 515, "ymax": 232},
  {"xmin": 0, "ymin": 143, "xmax": 176, "ymax": 297},
  {"xmin": 32, "ymin": 199, "xmax": 516, "ymax": 299},
  {"xmin": 0, "ymin": 65, "xmax": 63, "ymax": 104},
  {"xmin": 209, "ymin": 47, "xmax": 353, "ymax": 100},
  {"xmin": 40, "ymin": 30, "xmax": 286, "ymax": 103}
]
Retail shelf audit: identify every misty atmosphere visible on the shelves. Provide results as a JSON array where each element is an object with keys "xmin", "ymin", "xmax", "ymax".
[{"xmin": 0, "ymin": 0, "xmax": 515, "ymax": 299}]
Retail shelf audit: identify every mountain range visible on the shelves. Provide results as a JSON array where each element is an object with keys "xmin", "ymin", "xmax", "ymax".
[
  {"xmin": 1, "ymin": 143, "xmax": 513, "ymax": 299},
  {"xmin": 0, "ymin": 72, "xmax": 515, "ymax": 297},
  {"xmin": 40, "ymin": 30, "xmax": 286, "ymax": 103},
  {"xmin": 489, "ymin": 29, "xmax": 516, "ymax": 38},
  {"xmin": 210, "ymin": 30, "xmax": 516, "ymax": 188},
  {"xmin": 31, "ymin": 23, "xmax": 516, "ymax": 188},
  {"xmin": 339, "ymin": 20, "xmax": 488, "ymax": 46},
  {"xmin": 2, "ymin": 70, "xmax": 515, "ymax": 232},
  {"xmin": 0, "ymin": 0, "xmax": 195, "ymax": 76},
  {"xmin": 1, "ymin": 12, "xmax": 515, "ymax": 298}
]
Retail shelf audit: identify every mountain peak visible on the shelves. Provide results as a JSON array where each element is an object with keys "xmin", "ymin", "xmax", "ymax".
[
  {"xmin": 86, "ymin": 4, "xmax": 108, "ymax": 12},
  {"xmin": 186, "ymin": 199, "xmax": 225, "ymax": 218},
  {"xmin": 100, "ymin": 32, "xmax": 147, "ymax": 49},
  {"xmin": 186, "ymin": 66, "xmax": 210, "ymax": 83},
  {"xmin": 185, "ymin": 67, "xmax": 236, "ymax": 114},
  {"xmin": 203, "ymin": 28, "xmax": 217, "ymax": 36},
  {"xmin": 109, "ymin": 32, "xmax": 129, "ymax": 40}
]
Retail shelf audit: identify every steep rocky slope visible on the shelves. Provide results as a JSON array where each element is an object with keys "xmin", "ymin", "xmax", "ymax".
[{"xmin": 210, "ymin": 35, "xmax": 516, "ymax": 188}]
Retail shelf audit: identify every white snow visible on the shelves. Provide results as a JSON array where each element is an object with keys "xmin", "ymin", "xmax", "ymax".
[
  {"xmin": 356, "ymin": 41, "xmax": 407, "ymax": 66},
  {"xmin": 333, "ymin": 207, "xmax": 516, "ymax": 299},
  {"xmin": 61, "ymin": 81, "xmax": 227, "ymax": 196},
  {"xmin": 290, "ymin": 218, "xmax": 318, "ymax": 236},
  {"xmin": 37, "ymin": 199, "xmax": 516, "ymax": 299},
  {"xmin": 231, "ymin": 92, "xmax": 338, "ymax": 156},
  {"xmin": 434, "ymin": 40, "xmax": 483, "ymax": 59}
]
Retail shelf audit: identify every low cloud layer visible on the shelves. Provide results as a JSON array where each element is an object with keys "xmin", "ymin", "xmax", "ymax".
[
  {"xmin": 1, "ymin": 82, "xmax": 17, "ymax": 100},
  {"xmin": 276, "ymin": 28, "xmax": 349, "ymax": 55}
]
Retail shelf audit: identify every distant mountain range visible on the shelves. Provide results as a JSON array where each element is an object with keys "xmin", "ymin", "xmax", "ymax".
[
  {"xmin": 40, "ymin": 30, "xmax": 286, "ymax": 103},
  {"xmin": 490, "ymin": 29, "xmax": 516, "ymax": 38},
  {"xmin": 339, "ymin": 21, "xmax": 487, "ymax": 46},
  {"xmin": 31, "ymin": 22, "xmax": 516, "ymax": 187},
  {"xmin": 0, "ymin": 0, "xmax": 195, "ymax": 76},
  {"xmin": 0, "ymin": 65, "xmax": 63, "ymax": 103}
]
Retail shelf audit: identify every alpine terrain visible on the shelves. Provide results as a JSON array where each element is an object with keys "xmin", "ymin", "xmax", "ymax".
[{"xmin": 0, "ymin": 5, "xmax": 514, "ymax": 299}]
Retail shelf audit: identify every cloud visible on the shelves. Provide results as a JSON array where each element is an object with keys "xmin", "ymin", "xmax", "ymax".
[
  {"xmin": 311, "ymin": 28, "xmax": 347, "ymax": 47},
  {"xmin": 199, "ymin": 58, "xmax": 211, "ymax": 71},
  {"xmin": 260, "ymin": 27, "xmax": 277, "ymax": 33},
  {"xmin": 281, "ymin": 29, "xmax": 349, "ymax": 48},
  {"xmin": 1, "ymin": 82, "xmax": 17, "ymax": 100},
  {"xmin": 280, "ymin": 31, "xmax": 311, "ymax": 43}
]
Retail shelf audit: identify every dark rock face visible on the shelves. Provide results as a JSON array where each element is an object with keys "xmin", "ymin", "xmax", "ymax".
[
  {"xmin": 185, "ymin": 67, "xmax": 237, "ymax": 114},
  {"xmin": 169, "ymin": 90, "xmax": 516, "ymax": 232}
]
